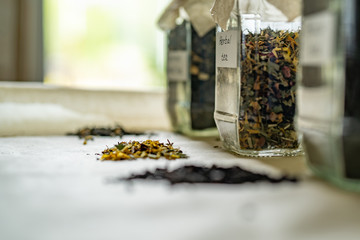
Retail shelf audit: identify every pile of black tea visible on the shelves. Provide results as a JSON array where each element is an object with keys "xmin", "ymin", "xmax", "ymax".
[
  {"xmin": 119, "ymin": 165, "xmax": 297, "ymax": 185},
  {"xmin": 239, "ymin": 29, "xmax": 300, "ymax": 150}
]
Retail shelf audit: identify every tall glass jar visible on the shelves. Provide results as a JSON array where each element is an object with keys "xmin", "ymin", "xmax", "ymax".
[
  {"xmin": 160, "ymin": 0, "xmax": 218, "ymax": 137},
  {"xmin": 298, "ymin": 0, "xmax": 360, "ymax": 191},
  {"xmin": 213, "ymin": 0, "xmax": 302, "ymax": 156},
  {"xmin": 167, "ymin": 19, "xmax": 218, "ymax": 136}
]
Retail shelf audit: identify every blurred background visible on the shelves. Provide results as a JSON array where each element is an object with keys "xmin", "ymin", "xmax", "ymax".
[
  {"xmin": 0, "ymin": 0, "xmax": 167, "ymax": 90},
  {"xmin": 0, "ymin": 0, "xmax": 172, "ymax": 136}
]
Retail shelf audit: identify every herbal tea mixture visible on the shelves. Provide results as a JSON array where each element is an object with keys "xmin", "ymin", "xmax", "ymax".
[
  {"xmin": 99, "ymin": 139, "xmax": 188, "ymax": 161},
  {"xmin": 118, "ymin": 165, "xmax": 297, "ymax": 184},
  {"xmin": 239, "ymin": 29, "xmax": 300, "ymax": 150}
]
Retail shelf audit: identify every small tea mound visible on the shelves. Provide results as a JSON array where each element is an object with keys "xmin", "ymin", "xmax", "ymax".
[
  {"xmin": 100, "ymin": 139, "xmax": 188, "ymax": 161},
  {"xmin": 67, "ymin": 126, "xmax": 151, "ymax": 145},
  {"xmin": 120, "ymin": 165, "xmax": 298, "ymax": 184}
]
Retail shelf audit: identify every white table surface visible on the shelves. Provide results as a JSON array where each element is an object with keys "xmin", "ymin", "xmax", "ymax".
[{"xmin": 1, "ymin": 132, "xmax": 359, "ymax": 240}]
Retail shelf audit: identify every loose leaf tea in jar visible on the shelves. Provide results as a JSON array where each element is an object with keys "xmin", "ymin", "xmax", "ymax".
[
  {"xmin": 158, "ymin": 0, "xmax": 218, "ymax": 137},
  {"xmin": 239, "ymin": 28, "xmax": 299, "ymax": 151},
  {"xmin": 212, "ymin": 0, "xmax": 302, "ymax": 157}
]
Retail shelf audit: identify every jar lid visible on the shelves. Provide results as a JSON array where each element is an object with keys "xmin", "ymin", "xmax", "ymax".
[
  {"xmin": 211, "ymin": 0, "xmax": 301, "ymax": 31},
  {"xmin": 158, "ymin": 0, "xmax": 216, "ymax": 37}
]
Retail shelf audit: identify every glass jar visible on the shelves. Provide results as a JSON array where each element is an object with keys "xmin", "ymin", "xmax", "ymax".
[
  {"xmin": 214, "ymin": 0, "xmax": 302, "ymax": 156},
  {"xmin": 298, "ymin": 0, "xmax": 360, "ymax": 191},
  {"xmin": 166, "ymin": 16, "xmax": 218, "ymax": 137}
]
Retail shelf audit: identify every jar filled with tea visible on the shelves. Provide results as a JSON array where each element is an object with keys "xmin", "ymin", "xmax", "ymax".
[
  {"xmin": 212, "ymin": 0, "xmax": 302, "ymax": 156},
  {"xmin": 298, "ymin": 0, "xmax": 360, "ymax": 192},
  {"xmin": 158, "ymin": 0, "xmax": 218, "ymax": 137}
]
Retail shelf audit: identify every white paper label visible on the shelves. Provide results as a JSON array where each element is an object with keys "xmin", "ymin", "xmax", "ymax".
[
  {"xmin": 167, "ymin": 51, "xmax": 188, "ymax": 81},
  {"xmin": 216, "ymin": 30, "xmax": 238, "ymax": 68},
  {"xmin": 301, "ymin": 11, "xmax": 336, "ymax": 66}
]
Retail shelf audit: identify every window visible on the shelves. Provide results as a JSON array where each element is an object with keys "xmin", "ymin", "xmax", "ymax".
[{"xmin": 44, "ymin": 0, "xmax": 167, "ymax": 89}]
